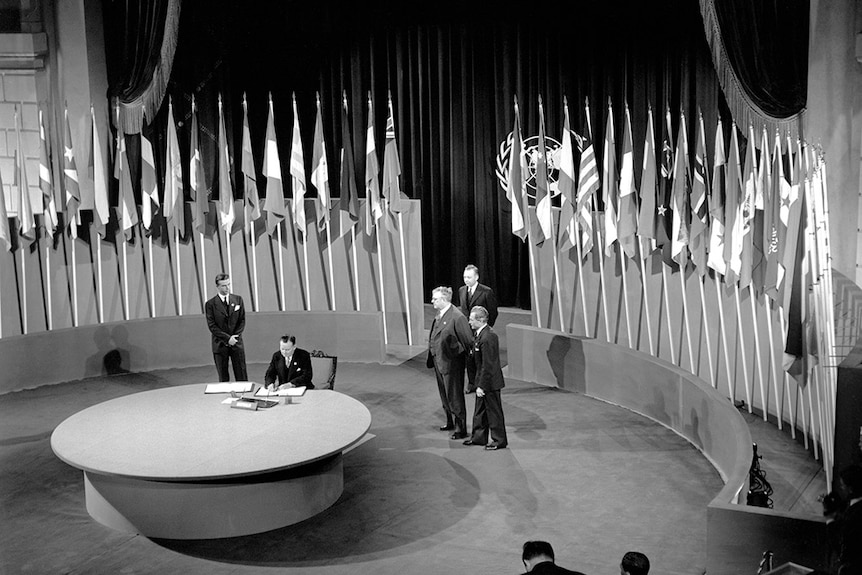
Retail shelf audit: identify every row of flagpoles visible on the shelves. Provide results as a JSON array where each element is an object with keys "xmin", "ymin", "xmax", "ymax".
[
  {"xmin": 505, "ymin": 95, "xmax": 837, "ymax": 484},
  {"xmin": 0, "ymin": 91, "xmax": 414, "ymax": 346}
]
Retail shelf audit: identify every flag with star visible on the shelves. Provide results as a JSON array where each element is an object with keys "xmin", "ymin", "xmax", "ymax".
[
  {"xmin": 63, "ymin": 107, "xmax": 81, "ymax": 237},
  {"xmin": 576, "ymin": 98, "xmax": 599, "ymax": 256}
]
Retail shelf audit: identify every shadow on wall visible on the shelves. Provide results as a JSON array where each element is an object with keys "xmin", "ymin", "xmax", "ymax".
[
  {"xmin": 84, "ymin": 325, "xmax": 149, "ymax": 377},
  {"xmin": 546, "ymin": 335, "xmax": 586, "ymax": 393}
]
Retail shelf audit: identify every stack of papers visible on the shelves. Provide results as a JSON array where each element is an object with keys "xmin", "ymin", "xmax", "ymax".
[
  {"xmin": 254, "ymin": 386, "xmax": 307, "ymax": 397},
  {"xmin": 204, "ymin": 382, "xmax": 255, "ymax": 394}
]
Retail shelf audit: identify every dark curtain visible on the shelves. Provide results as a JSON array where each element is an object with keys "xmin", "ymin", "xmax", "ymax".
[
  {"xmin": 121, "ymin": 0, "xmax": 727, "ymax": 307},
  {"xmin": 712, "ymin": 0, "xmax": 808, "ymax": 119}
]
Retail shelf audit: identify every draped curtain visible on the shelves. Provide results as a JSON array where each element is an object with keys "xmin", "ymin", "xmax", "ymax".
[{"xmin": 128, "ymin": 0, "xmax": 726, "ymax": 307}]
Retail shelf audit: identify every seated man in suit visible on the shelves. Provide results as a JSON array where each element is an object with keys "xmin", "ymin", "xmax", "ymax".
[
  {"xmin": 459, "ymin": 264, "xmax": 498, "ymax": 393},
  {"xmin": 264, "ymin": 334, "xmax": 314, "ymax": 391}
]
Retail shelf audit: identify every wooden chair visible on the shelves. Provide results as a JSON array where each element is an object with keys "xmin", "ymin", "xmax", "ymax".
[{"xmin": 310, "ymin": 350, "xmax": 338, "ymax": 390}]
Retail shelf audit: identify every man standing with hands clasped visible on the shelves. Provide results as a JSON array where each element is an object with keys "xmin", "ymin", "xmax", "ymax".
[
  {"xmin": 463, "ymin": 305, "xmax": 508, "ymax": 450},
  {"xmin": 459, "ymin": 265, "xmax": 498, "ymax": 394},
  {"xmin": 205, "ymin": 273, "xmax": 248, "ymax": 382},
  {"xmin": 427, "ymin": 286, "xmax": 474, "ymax": 440}
]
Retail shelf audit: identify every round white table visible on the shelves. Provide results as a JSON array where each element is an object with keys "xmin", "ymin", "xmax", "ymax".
[{"xmin": 51, "ymin": 385, "xmax": 371, "ymax": 539}]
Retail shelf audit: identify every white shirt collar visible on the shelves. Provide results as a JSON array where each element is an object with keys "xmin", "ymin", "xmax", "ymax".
[
  {"xmin": 438, "ymin": 302, "xmax": 452, "ymax": 316},
  {"xmin": 475, "ymin": 323, "xmax": 487, "ymax": 336}
]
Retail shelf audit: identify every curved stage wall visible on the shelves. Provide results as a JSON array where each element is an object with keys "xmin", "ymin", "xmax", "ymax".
[
  {"xmin": 506, "ymin": 324, "xmax": 829, "ymax": 574},
  {"xmin": 0, "ymin": 311, "xmax": 384, "ymax": 394}
]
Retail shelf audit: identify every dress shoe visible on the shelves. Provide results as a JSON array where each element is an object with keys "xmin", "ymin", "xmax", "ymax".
[
  {"xmin": 484, "ymin": 443, "xmax": 506, "ymax": 451},
  {"xmin": 450, "ymin": 432, "xmax": 468, "ymax": 440},
  {"xmin": 462, "ymin": 439, "xmax": 482, "ymax": 446},
  {"xmin": 439, "ymin": 424, "xmax": 455, "ymax": 431}
]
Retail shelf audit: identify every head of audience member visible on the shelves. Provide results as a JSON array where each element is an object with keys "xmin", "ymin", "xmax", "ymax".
[
  {"xmin": 469, "ymin": 305, "xmax": 489, "ymax": 331},
  {"xmin": 839, "ymin": 464, "xmax": 862, "ymax": 501},
  {"xmin": 215, "ymin": 273, "xmax": 231, "ymax": 297},
  {"xmin": 620, "ymin": 551, "xmax": 650, "ymax": 575},
  {"xmin": 279, "ymin": 334, "xmax": 297, "ymax": 359},
  {"xmin": 522, "ymin": 540, "xmax": 556, "ymax": 572},
  {"xmin": 431, "ymin": 286, "xmax": 453, "ymax": 312},
  {"xmin": 463, "ymin": 265, "xmax": 479, "ymax": 289}
]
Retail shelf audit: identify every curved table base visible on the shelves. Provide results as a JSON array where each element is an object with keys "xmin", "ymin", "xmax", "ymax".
[{"xmin": 84, "ymin": 454, "xmax": 343, "ymax": 539}]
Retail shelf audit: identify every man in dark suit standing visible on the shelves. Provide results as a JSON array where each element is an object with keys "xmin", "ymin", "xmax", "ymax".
[
  {"xmin": 463, "ymin": 305, "xmax": 508, "ymax": 450},
  {"xmin": 427, "ymin": 286, "xmax": 474, "ymax": 439},
  {"xmin": 264, "ymin": 334, "xmax": 314, "ymax": 390},
  {"xmin": 459, "ymin": 265, "xmax": 498, "ymax": 393},
  {"xmin": 205, "ymin": 273, "xmax": 248, "ymax": 382}
]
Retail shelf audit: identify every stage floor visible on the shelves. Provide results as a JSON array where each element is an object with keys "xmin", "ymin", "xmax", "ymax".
[{"xmin": 0, "ymin": 315, "xmax": 823, "ymax": 574}]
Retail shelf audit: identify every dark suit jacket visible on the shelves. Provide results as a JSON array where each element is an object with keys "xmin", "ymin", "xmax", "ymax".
[
  {"xmin": 472, "ymin": 325, "xmax": 505, "ymax": 392},
  {"xmin": 459, "ymin": 283, "xmax": 498, "ymax": 326},
  {"xmin": 427, "ymin": 305, "xmax": 474, "ymax": 374},
  {"xmin": 839, "ymin": 499, "xmax": 862, "ymax": 574},
  {"xmin": 264, "ymin": 347, "xmax": 314, "ymax": 389},
  {"xmin": 524, "ymin": 561, "xmax": 586, "ymax": 575},
  {"xmin": 205, "ymin": 294, "xmax": 246, "ymax": 355}
]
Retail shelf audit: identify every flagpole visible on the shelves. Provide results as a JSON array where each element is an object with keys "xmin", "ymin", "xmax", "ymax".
[
  {"xmin": 325, "ymin": 218, "xmax": 336, "ymax": 311},
  {"xmin": 301, "ymin": 223, "xmax": 310, "ymax": 311},
  {"xmin": 44, "ymin": 235, "xmax": 53, "ymax": 330},
  {"xmin": 660, "ymin": 262, "xmax": 676, "ymax": 364},
  {"xmin": 351, "ymin": 224, "xmax": 360, "ymax": 311},
  {"xmin": 697, "ymin": 275, "xmax": 715, "ymax": 387},
  {"xmin": 637, "ymin": 240, "xmax": 655, "ymax": 355},
  {"xmin": 678, "ymin": 268, "xmax": 694, "ymax": 370},
  {"xmin": 96, "ymin": 233, "xmax": 104, "ymax": 323},
  {"xmin": 375, "ymin": 223, "xmax": 389, "ymax": 343},
  {"xmin": 147, "ymin": 233, "xmax": 155, "ymax": 317},
  {"xmin": 527, "ymin": 235, "xmax": 542, "ymax": 329},
  {"xmin": 551, "ymin": 228, "xmax": 566, "ymax": 332},
  {"xmin": 249, "ymin": 224, "xmax": 259, "ymax": 312},
  {"xmin": 174, "ymin": 227, "xmax": 182, "ymax": 315},
  {"xmin": 121, "ymin": 233, "xmax": 130, "ymax": 320},
  {"xmin": 226, "ymin": 229, "xmax": 233, "ymax": 283},
  {"xmin": 20, "ymin": 247, "xmax": 27, "ymax": 334},
  {"xmin": 714, "ymin": 276, "xmax": 733, "ymax": 396},
  {"xmin": 747, "ymin": 286, "xmax": 766, "ymax": 418},
  {"xmin": 591, "ymin": 195, "xmax": 609, "ymax": 340},
  {"xmin": 763, "ymin": 294, "xmax": 781, "ymax": 428},
  {"xmin": 397, "ymin": 212, "xmax": 413, "ymax": 345},
  {"xmin": 276, "ymin": 222, "xmax": 286, "ymax": 310},
  {"xmin": 733, "ymin": 284, "xmax": 752, "ymax": 411},
  {"xmin": 619, "ymin": 245, "xmax": 633, "ymax": 347},
  {"xmin": 70, "ymin": 234, "xmax": 78, "ymax": 326},
  {"xmin": 199, "ymin": 231, "xmax": 207, "ymax": 312},
  {"xmin": 778, "ymin": 305, "xmax": 796, "ymax": 438},
  {"xmin": 574, "ymin": 221, "xmax": 589, "ymax": 337}
]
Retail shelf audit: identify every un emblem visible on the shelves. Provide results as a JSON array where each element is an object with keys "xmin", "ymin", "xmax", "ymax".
[{"xmin": 495, "ymin": 132, "xmax": 565, "ymax": 199}]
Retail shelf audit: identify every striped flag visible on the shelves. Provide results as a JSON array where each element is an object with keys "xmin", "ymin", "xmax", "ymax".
[
  {"xmin": 311, "ymin": 93, "xmax": 331, "ymax": 230},
  {"xmin": 140, "ymin": 130, "xmax": 159, "ymax": 232},
  {"xmin": 113, "ymin": 122, "xmax": 138, "ymax": 237},
  {"xmin": 382, "ymin": 93, "xmax": 403, "ymax": 215},
  {"xmin": 617, "ymin": 103, "xmax": 638, "ymax": 259},
  {"xmin": 576, "ymin": 98, "xmax": 599, "ymax": 255},
  {"xmin": 290, "ymin": 94, "xmax": 307, "ymax": 237},
  {"xmin": 535, "ymin": 96, "xmax": 552, "ymax": 244},
  {"xmin": 557, "ymin": 97, "xmax": 577, "ymax": 252},
  {"xmin": 163, "ymin": 98, "xmax": 185, "ymax": 237},
  {"xmin": 189, "ymin": 96, "xmax": 209, "ymax": 234},
  {"xmin": 263, "ymin": 94, "xmax": 286, "ymax": 235},
  {"xmin": 38, "ymin": 110, "xmax": 59, "ymax": 237},
  {"xmin": 217, "ymin": 95, "xmax": 235, "ymax": 232},
  {"xmin": 340, "ymin": 91, "xmax": 359, "ymax": 224},
  {"xmin": 707, "ymin": 118, "xmax": 727, "ymax": 275},
  {"xmin": 89, "ymin": 106, "xmax": 110, "ymax": 238},
  {"xmin": 365, "ymin": 94, "xmax": 383, "ymax": 235},
  {"xmin": 638, "ymin": 105, "xmax": 658, "ymax": 257},
  {"xmin": 241, "ymin": 94, "xmax": 260, "ymax": 235},
  {"xmin": 63, "ymin": 107, "xmax": 81, "ymax": 236},
  {"xmin": 689, "ymin": 111, "xmax": 709, "ymax": 274},
  {"xmin": 602, "ymin": 100, "xmax": 618, "ymax": 257}
]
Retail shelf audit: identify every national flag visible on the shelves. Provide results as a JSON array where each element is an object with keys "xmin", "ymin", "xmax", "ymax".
[
  {"xmin": 724, "ymin": 124, "xmax": 743, "ymax": 284},
  {"xmin": 655, "ymin": 105, "xmax": 673, "ymax": 258},
  {"xmin": 0, "ymin": 164, "xmax": 10, "ymax": 251},
  {"xmin": 217, "ymin": 95, "xmax": 235, "ymax": 232},
  {"xmin": 738, "ymin": 125, "xmax": 758, "ymax": 289},
  {"xmin": 382, "ymin": 92, "xmax": 403, "ymax": 215},
  {"xmin": 15, "ymin": 108, "xmax": 35, "ymax": 241},
  {"xmin": 340, "ymin": 91, "xmax": 359, "ymax": 224},
  {"xmin": 557, "ymin": 97, "xmax": 577, "ymax": 252},
  {"xmin": 535, "ymin": 96, "xmax": 552, "ymax": 245},
  {"xmin": 507, "ymin": 98, "xmax": 528, "ymax": 241},
  {"xmin": 575, "ymin": 98, "xmax": 599, "ymax": 255},
  {"xmin": 89, "ymin": 106, "xmax": 110, "ymax": 238},
  {"xmin": 263, "ymin": 93, "xmax": 286, "ymax": 235},
  {"xmin": 707, "ymin": 118, "xmax": 727, "ymax": 275},
  {"xmin": 140, "ymin": 129, "xmax": 159, "ymax": 231},
  {"xmin": 189, "ymin": 96, "xmax": 209, "ymax": 234},
  {"xmin": 311, "ymin": 93, "xmax": 331, "ymax": 230},
  {"xmin": 617, "ymin": 103, "xmax": 638, "ymax": 259},
  {"xmin": 113, "ymin": 120, "xmax": 137, "ymax": 237},
  {"xmin": 783, "ymin": 185, "xmax": 810, "ymax": 383},
  {"xmin": 689, "ymin": 111, "xmax": 709, "ymax": 274},
  {"xmin": 602, "ymin": 100, "xmax": 618, "ymax": 257},
  {"xmin": 779, "ymin": 139, "xmax": 804, "ymax": 310},
  {"xmin": 365, "ymin": 94, "xmax": 383, "ymax": 235},
  {"xmin": 241, "ymin": 94, "xmax": 260, "ymax": 235},
  {"xmin": 638, "ymin": 105, "xmax": 658, "ymax": 257},
  {"xmin": 38, "ymin": 110, "xmax": 59, "ymax": 237},
  {"xmin": 163, "ymin": 98, "xmax": 185, "ymax": 237},
  {"xmin": 750, "ymin": 126, "xmax": 770, "ymax": 291},
  {"xmin": 290, "ymin": 94, "xmax": 307, "ymax": 237},
  {"xmin": 62, "ymin": 107, "xmax": 81, "ymax": 236},
  {"xmin": 670, "ymin": 110, "xmax": 690, "ymax": 267},
  {"xmin": 763, "ymin": 132, "xmax": 784, "ymax": 299}
]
